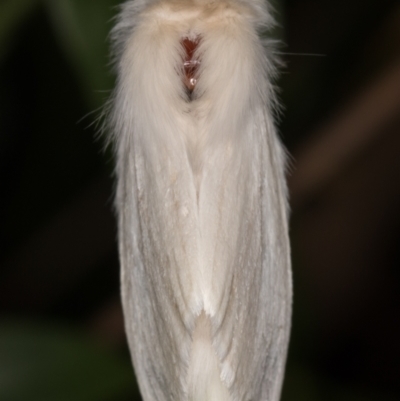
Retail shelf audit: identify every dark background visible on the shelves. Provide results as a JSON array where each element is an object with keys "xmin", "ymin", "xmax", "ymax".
[{"xmin": 0, "ymin": 0, "xmax": 399, "ymax": 400}]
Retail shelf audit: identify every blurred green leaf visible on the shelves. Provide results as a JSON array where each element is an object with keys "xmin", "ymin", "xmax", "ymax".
[
  {"xmin": 0, "ymin": 321, "xmax": 138, "ymax": 401},
  {"xmin": 44, "ymin": 0, "xmax": 121, "ymax": 107},
  {"xmin": 281, "ymin": 363, "xmax": 321, "ymax": 401},
  {"xmin": 0, "ymin": 0, "xmax": 39, "ymax": 60}
]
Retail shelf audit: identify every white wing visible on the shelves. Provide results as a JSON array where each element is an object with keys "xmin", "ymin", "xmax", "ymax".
[{"xmin": 111, "ymin": 1, "xmax": 292, "ymax": 401}]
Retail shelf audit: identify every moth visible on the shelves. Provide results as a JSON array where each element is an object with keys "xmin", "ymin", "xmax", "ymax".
[{"xmin": 109, "ymin": 0, "xmax": 292, "ymax": 400}]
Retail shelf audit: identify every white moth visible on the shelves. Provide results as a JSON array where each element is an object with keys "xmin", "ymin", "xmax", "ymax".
[{"xmin": 109, "ymin": 0, "xmax": 292, "ymax": 400}]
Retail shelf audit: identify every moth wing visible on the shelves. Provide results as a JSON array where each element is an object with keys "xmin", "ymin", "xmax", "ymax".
[
  {"xmin": 195, "ymin": 14, "xmax": 292, "ymax": 401},
  {"xmin": 114, "ymin": 11, "xmax": 201, "ymax": 401}
]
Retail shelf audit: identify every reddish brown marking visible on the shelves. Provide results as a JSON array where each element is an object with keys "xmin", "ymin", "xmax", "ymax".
[{"xmin": 181, "ymin": 38, "xmax": 200, "ymax": 93}]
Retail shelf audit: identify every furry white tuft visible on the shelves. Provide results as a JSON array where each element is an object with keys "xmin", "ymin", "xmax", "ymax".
[{"xmin": 109, "ymin": 0, "xmax": 292, "ymax": 400}]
